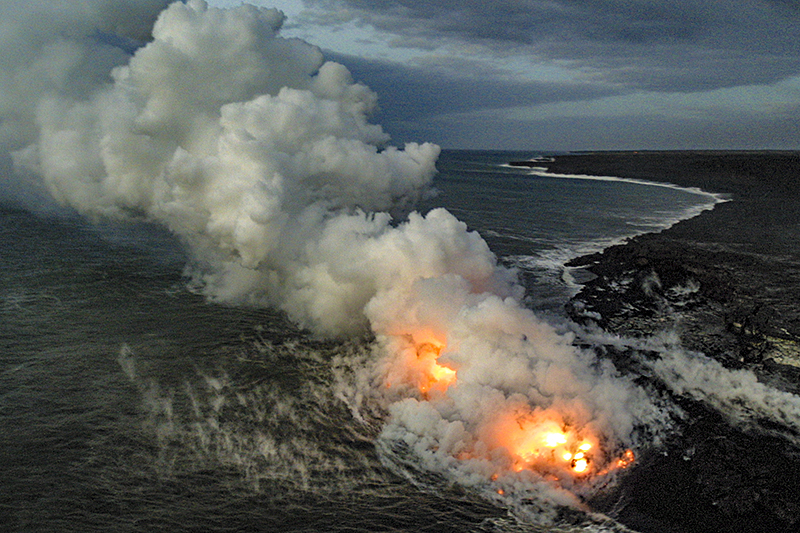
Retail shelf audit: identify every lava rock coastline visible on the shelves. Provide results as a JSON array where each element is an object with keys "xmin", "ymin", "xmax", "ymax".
[
  {"xmin": 543, "ymin": 151, "xmax": 800, "ymax": 533},
  {"xmin": 549, "ymin": 151, "xmax": 800, "ymax": 377}
]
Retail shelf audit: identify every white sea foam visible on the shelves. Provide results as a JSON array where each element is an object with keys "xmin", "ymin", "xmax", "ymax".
[{"xmin": 528, "ymin": 168, "xmax": 729, "ymax": 203}]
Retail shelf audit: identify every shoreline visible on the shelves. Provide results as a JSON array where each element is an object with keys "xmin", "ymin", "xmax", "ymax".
[
  {"xmin": 540, "ymin": 150, "xmax": 800, "ymax": 373},
  {"xmin": 542, "ymin": 150, "xmax": 800, "ymax": 533}
]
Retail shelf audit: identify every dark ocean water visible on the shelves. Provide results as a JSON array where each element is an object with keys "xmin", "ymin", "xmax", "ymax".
[
  {"xmin": 0, "ymin": 150, "xmax": 736, "ymax": 532},
  {"xmin": 427, "ymin": 151, "xmax": 721, "ymax": 316}
]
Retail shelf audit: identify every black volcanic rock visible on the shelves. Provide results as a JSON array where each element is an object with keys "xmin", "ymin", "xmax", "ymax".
[
  {"xmin": 552, "ymin": 152, "xmax": 800, "ymax": 374},
  {"xmin": 564, "ymin": 233, "xmax": 800, "ymax": 369},
  {"xmin": 546, "ymin": 151, "xmax": 800, "ymax": 533}
]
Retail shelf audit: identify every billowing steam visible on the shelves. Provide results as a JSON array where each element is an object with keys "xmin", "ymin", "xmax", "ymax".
[{"xmin": 4, "ymin": 0, "xmax": 671, "ymax": 515}]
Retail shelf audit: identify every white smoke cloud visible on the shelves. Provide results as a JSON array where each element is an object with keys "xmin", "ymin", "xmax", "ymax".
[
  {"xmin": 367, "ymin": 282, "xmax": 667, "ymax": 510},
  {"xmin": 0, "ymin": 0, "xmax": 170, "ymax": 150},
  {"xmin": 10, "ymin": 0, "xmax": 442, "ymax": 332},
  {"xmin": 0, "ymin": 0, "xmax": 173, "ymax": 206},
  {"xmin": 4, "ymin": 0, "xmax": 673, "ymax": 519}
]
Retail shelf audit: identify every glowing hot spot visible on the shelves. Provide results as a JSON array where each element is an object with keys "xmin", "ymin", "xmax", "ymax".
[
  {"xmin": 616, "ymin": 449, "xmax": 636, "ymax": 469},
  {"xmin": 385, "ymin": 337, "xmax": 457, "ymax": 396},
  {"xmin": 415, "ymin": 341, "xmax": 456, "ymax": 395},
  {"xmin": 573, "ymin": 458, "xmax": 589, "ymax": 473},
  {"xmin": 426, "ymin": 362, "xmax": 456, "ymax": 390},
  {"xmin": 543, "ymin": 432, "xmax": 568, "ymax": 448},
  {"xmin": 485, "ymin": 410, "xmax": 615, "ymax": 478}
]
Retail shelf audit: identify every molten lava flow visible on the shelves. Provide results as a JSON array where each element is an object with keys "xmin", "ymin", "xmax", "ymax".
[
  {"xmin": 423, "ymin": 360, "xmax": 457, "ymax": 393},
  {"xmin": 381, "ymin": 334, "xmax": 637, "ymax": 485},
  {"xmin": 487, "ymin": 410, "xmax": 597, "ymax": 475},
  {"xmin": 542, "ymin": 432, "xmax": 568, "ymax": 448},
  {"xmin": 572, "ymin": 457, "xmax": 589, "ymax": 473},
  {"xmin": 615, "ymin": 449, "xmax": 636, "ymax": 469},
  {"xmin": 485, "ymin": 408, "xmax": 635, "ymax": 480}
]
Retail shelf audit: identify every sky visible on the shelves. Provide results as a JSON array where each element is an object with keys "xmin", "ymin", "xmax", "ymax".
[{"xmin": 202, "ymin": 0, "xmax": 800, "ymax": 151}]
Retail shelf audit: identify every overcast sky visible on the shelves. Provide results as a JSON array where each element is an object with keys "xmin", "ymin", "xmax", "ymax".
[{"xmin": 209, "ymin": 0, "xmax": 798, "ymax": 150}]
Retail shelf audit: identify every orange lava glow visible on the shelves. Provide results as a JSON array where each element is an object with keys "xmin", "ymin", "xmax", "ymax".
[
  {"xmin": 383, "ymin": 333, "xmax": 637, "ymax": 485},
  {"xmin": 615, "ymin": 449, "xmax": 636, "ymax": 469},
  {"xmin": 414, "ymin": 341, "xmax": 456, "ymax": 395},
  {"xmin": 422, "ymin": 359, "xmax": 457, "ymax": 393},
  {"xmin": 486, "ymin": 408, "xmax": 635, "ymax": 479},
  {"xmin": 385, "ymin": 336, "xmax": 457, "ymax": 396}
]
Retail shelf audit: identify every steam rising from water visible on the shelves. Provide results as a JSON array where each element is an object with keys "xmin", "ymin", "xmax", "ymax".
[
  {"xmin": 0, "ymin": 0, "xmax": 668, "ymax": 506},
  {"xmin": 7, "ymin": 0, "xmax": 442, "ymax": 336},
  {"xmin": 7, "ymin": 0, "xmax": 779, "ymax": 523}
]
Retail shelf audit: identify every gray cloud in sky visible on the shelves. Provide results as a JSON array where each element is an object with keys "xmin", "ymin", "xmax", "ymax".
[
  {"xmin": 302, "ymin": 0, "xmax": 800, "ymax": 91},
  {"xmin": 426, "ymin": 105, "xmax": 800, "ymax": 151},
  {"xmin": 293, "ymin": 0, "xmax": 800, "ymax": 149},
  {"xmin": 325, "ymin": 52, "xmax": 625, "ymax": 119}
]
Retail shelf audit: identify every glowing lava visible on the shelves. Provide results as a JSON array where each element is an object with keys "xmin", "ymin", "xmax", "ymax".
[
  {"xmin": 422, "ymin": 359, "xmax": 457, "ymax": 394},
  {"xmin": 385, "ymin": 337, "xmax": 457, "ymax": 396},
  {"xmin": 485, "ymin": 408, "xmax": 635, "ymax": 479},
  {"xmin": 383, "ymin": 335, "xmax": 636, "ymax": 485},
  {"xmin": 615, "ymin": 449, "xmax": 636, "ymax": 469}
]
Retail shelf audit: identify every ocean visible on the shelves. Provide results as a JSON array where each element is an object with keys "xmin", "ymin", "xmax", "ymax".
[
  {"xmin": 426, "ymin": 151, "xmax": 722, "ymax": 314},
  {"xmin": 0, "ymin": 150, "xmax": 740, "ymax": 532}
]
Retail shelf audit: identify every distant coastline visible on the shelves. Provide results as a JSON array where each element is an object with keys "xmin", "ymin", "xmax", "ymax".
[
  {"xmin": 541, "ymin": 150, "xmax": 800, "ymax": 371},
  {"xmin": 507, "ymin": 156, "xmax": 554, "ymax": 168}
]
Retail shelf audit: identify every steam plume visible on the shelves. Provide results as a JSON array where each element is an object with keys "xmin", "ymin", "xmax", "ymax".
[{"xmin": 4, "ymin": 0, "xmax": 668, "ymax": 512}]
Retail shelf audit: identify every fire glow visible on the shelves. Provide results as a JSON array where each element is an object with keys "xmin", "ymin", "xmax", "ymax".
[
  {"xmin": 485, "ymin": 409, "xmax": 635, "ymax": 479},
  {"xmin": 385, "ymin": 337, "xmax": 457, "ymax": 397},
  {"xmin": 417, "ymin": 342, "xmax": 456, "ymax": 394},
  {"xmin": 385, "ymin": 334, "xmax": 636, "ymax": 482}
]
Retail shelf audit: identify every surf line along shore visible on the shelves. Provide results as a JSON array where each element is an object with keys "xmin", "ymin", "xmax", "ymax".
[
  {"xmin": 541, "ymin": 150, "xmax": 800, "ymax": 533},
  {"xmin": 541, "ymin": 150, "xmax": 800, "ymax": 375}
]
